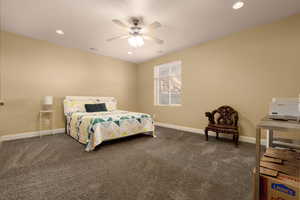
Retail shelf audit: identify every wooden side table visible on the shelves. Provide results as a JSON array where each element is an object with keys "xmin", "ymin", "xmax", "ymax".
[
  {"xmin": 255, "ymin": 117, "xmax": 300, "ymax": 200},
  {"xmin": 39, "ymin": 110, "xmax": 55, "ymax": 137}
]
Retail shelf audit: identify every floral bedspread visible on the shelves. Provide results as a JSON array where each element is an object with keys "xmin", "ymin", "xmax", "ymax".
[{"xmin": 66, "ymin": 110, "xmax": 155, "ymax": 151}]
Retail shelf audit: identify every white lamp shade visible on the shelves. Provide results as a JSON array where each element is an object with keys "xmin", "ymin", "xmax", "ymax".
[{"xmin": 43, "ymin": 96, "xmax": 53, "ymax": 105}]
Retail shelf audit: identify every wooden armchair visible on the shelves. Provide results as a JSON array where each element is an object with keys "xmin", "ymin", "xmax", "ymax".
[{"xmin": 205, "ymin": 106, "xmax": 239, "ymax": 146}]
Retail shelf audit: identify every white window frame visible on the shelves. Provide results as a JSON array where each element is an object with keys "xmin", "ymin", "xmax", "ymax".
[{"xmin": 154, "ymin": 61, "xmax": 182, "ymax": 106}]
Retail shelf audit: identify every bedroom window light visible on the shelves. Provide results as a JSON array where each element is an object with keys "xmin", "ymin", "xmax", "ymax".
[{"xmin": 154, "ymin": 61, "xmax": 182, "ymax": 106}]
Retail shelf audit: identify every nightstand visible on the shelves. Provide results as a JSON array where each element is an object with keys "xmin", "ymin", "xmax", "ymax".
[{"xmin": 39, "ymin": 110, "xmax": 55, "ymax": 137}]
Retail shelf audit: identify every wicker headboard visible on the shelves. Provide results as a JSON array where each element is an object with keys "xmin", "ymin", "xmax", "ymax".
[{"xmin": 63, "ymin": 96, "xmax": 117, "ymax": 115}]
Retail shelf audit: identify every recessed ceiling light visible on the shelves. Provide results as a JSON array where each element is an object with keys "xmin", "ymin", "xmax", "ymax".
[
  {"xmin": 232, "ymin": 1, "xmax": 244, "ymax": 10},
  {"xmin": 128, "ymin": 51, "xmax": 132, "ymax": 55},
  {"xmin": 56, "ymin": 30, "xmax": 64, "ymax": 35}
]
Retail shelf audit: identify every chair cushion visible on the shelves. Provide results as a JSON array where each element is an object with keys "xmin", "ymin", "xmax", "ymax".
[
  {"xmin": 208, "ymin": 124, "xmax": 238, "ymax": 130},
  {"xmin": 207, "ymin": 124, "xmax": 238, "ymax": 133}
]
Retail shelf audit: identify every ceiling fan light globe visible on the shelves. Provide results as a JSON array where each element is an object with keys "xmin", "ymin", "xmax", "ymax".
[{"xmin": 128, "ymin": 36, "xmax": 144, "ymax": 48}]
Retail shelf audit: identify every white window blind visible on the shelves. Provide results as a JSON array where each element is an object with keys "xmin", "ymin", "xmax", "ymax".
[{"xmin": 154, "ymin": 61, "xmax": 182, "ymax": 106}]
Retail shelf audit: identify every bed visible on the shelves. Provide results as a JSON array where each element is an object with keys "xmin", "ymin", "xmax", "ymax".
[{"xmin": 64, "ymin": 96, "xmax": 156, "ymax": 151}]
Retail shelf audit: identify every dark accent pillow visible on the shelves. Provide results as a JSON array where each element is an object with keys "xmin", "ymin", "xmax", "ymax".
[{"xmin": 85, "ymin": 103, "xmax": 107, "ymax": 112}]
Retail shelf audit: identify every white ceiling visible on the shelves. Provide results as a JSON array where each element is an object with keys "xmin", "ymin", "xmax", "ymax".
[{"xmin": 1, "ymin": 0, "xmax": 300, "ymax": 63}]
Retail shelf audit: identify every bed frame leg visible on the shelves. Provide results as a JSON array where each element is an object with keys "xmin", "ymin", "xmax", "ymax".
[
  {"xmin": 152, "ymin": 130, "xmax": 157, "ymax": 138},
  {"xmin": 85, "ymin": 147, "xmax": 92, "ymax": 152},
  {"xmin": 85, "ymin": 141, "xmax": 94, "ymax": 152}
]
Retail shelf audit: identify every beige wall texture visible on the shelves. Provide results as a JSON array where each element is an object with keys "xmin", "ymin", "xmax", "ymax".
[
  {"xmin": 1, "ymin": 14, "xmax": 300, "ymax": 140},
  {"xmin": 137, "ymin": 14, "xmax": 300, "ymax": 139},
  {"xmin": 0, "ymin": 31, "xmax": 138, "ymax": 136}
]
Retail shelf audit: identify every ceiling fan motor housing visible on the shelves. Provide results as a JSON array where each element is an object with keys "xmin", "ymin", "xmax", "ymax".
[
  {"xmin": 130, "ymin": 17, "xmax": 143, "ymax": 26},
  {"xmin": 129, "ymin": 17, "xmax": 143, "ymax": 35},
  {"xmin": 130, "ymin": 27, "xmax": 142, "ymax": 35}
]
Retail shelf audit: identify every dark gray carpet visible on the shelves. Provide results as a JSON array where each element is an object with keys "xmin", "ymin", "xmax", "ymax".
[{"xmin": 0, "ymin": 127, "xmax": 255, "ymax": 200}]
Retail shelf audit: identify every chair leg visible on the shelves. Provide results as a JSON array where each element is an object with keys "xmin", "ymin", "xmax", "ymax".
[
  {"xmin": 235, "ymin": 134, "xmax": 239, "ymax": 147},
  {"xmin": 216, "ymin": 132, "xmax": 219, "ymax": 139},
  {"xmin": 205, "ymin": 128, "xmax": 209, "ymax": 141}
]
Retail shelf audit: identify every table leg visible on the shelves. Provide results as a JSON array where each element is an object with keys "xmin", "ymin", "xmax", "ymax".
[
  {"xmin": 255, "ymin": 127, "xmax": 261, "ymax": 200},
  {"xmin": 52, "ymin": 113, "xmax": 55, "ymax": 135},
  {"xmin": 266, "ymin": 129, "xmax": 273, "ymax": 148},
  {"xmin": 39, "ymin": 113, "xmax": 42, "ymax": 138}
]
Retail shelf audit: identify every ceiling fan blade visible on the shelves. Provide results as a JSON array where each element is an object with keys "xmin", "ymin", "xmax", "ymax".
[
  {"xmin": 143, "ymin": 35, "xmax": 164, "ymax": 44},
  {"xmin": 112, "ymin": 19, "xmax": 129, "ymax": 29},
  {"xmin": 147, "ymin": 21, "xmax": 162, "ymax": 30},
  {"xmin": 106, "ymin": 35, "xmax": 129, "ymax": 42}
]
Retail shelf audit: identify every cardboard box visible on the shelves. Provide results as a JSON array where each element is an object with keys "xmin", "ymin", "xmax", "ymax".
[
  {"xmin": 260, "ymin": 173, "xmax": 300, "ymax": 200},
  {"xmin": 256, "ymin": 148, "xmax": 300, "ymax": 200}
]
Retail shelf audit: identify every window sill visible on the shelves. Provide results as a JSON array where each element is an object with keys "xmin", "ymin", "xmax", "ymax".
[{"xmin": 154, "ymin": 104, "xmax": 182, "ymax": 107}]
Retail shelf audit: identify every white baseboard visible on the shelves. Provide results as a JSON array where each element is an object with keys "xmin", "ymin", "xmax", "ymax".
[
  {"xmin": 155, "ymin": 122, "xmax": 266, "ymax": 145},
  {"xmin": 0, "ymin": 128, "xmax": 65, "ymax": 142},
  {"xmin": 0, "ymin": 122, "xmax": 268, "ymax": 146}
]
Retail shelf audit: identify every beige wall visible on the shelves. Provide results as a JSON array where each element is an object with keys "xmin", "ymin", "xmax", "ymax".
[
  {"xmin": 0, "ymin": 31, "xmax": 137, "ymax": 136},
  {"xmin": 137, "ymin": 14, "xmax": 300, "ymax": 139},
  {"xmin": 1, "ymin": 14, "xmax": 300, "ymax": 139}
]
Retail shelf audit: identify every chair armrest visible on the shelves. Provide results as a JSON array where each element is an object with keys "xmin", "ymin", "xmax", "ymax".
[
  {"xmin": 205, "ymin": 112, "xmax": 211, "ymax": 117},
  {"xmin": 205, "ymin": 112, "xmax": 215, "ymax": 124}
]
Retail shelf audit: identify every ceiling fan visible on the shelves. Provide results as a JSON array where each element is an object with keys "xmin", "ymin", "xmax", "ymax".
[{"xmin": 106, "ymin": 17, "xmax": 164, "ymax": 48}]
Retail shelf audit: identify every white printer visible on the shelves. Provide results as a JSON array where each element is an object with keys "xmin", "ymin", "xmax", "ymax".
[{"xmin": 269, "ymin": 97, "xmax": 300, "ymax": 121}]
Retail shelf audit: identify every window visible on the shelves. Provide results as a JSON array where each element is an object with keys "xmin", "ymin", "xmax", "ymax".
[{"xmin": 154, "ymin": 61, "xmax": 182, "ymax": 106}]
